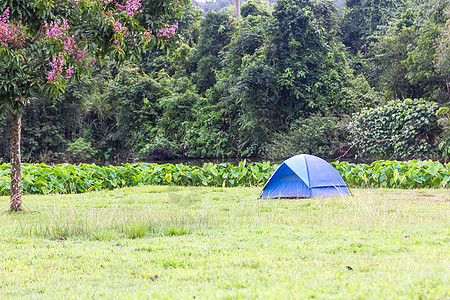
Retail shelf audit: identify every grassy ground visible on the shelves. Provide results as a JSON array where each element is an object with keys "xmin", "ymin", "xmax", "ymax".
[{"xmin": 0, "ymin": 187, "xmax": 448, "ymax": 299}]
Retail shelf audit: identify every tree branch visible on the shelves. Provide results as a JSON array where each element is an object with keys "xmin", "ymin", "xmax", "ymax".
[{"xmin": 31, "ymin": 24, "xmax": 44, "ymax": 44}]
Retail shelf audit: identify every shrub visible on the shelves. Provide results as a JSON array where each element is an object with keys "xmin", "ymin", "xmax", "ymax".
[
  {"xmin": 436, "ymin": 107, "xmax": 450, "ymax": 162},
  {"xmin": 67, "ymin": 137, "xmax": 97, "ymax": 162},
  {"xmin": 0, "ymin": 160, "xmax": 448, "ymax": 196},
  {"xmin": 138, "ymin": 134, "xmax": 180, "ymax": 160},
  {"xmin": 349, "ymin": 99, "xmax": 440, "ymax": 160},
  {"xmin": 264, "ymin": 114, "xmax": 347, "ymax": 160},
  {"xmin": 0, "ymin": 161, "xmax": 277, "ymax": 195},
  {"xmin": 333, "ymin": 160, "xmax": 450, "ymax": 189}
]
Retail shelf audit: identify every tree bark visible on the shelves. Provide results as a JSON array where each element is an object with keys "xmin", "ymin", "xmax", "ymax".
[
  {"xmin": 236, "ymin": 0, "xmax": 241, "ymax": 19},
  {"xmin": 10, "ymin": 111, "xmax": 22, "ymax": 211}
]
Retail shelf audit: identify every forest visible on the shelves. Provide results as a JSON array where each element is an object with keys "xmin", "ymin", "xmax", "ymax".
[{"xmin": 1, "ymin": 0, "xmax": 449, "ymax": 164}]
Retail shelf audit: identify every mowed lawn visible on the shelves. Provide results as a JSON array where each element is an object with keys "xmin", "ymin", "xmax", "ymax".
[{"xmin": 0, "ymin": 187, "xmax": 448, "ymax": 298}]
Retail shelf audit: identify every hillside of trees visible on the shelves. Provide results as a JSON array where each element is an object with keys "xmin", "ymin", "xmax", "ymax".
[{"xmin": 1, "ymin": 0, "xmax": 449, "ymax": 164}]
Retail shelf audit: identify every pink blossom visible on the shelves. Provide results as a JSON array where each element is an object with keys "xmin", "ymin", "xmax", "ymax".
[
  {"xmin": 16, "ymin": 97, "xmax": 29, "ymax": 106},
  {"xmin": 44, "ymin": 19, "xmax": 88, "ymax": 71},
  {"xmin": 113, "ymin": 20, "xmax": 129, "ymax": 46},
  {"xmin": 145, "ymin": 23, "xmax": 178, "ymax": 41},
  {"xmin": 47, "ymin": 53, "xmax": 77, "ymax": 84},
  {"xmin": 113, "ymin": 20, "xmax": 127, "ymax": 34},
  {"xmin": 0, "ymin": 8, "xmax": 14, "ymax": 47},
  {"xmin": 156, "ymin": 23, "xmax": 178, "ymax": 39},
  {"xmin": 116, "ymin": 0, "xmax": 142, "ymax": 16},
  {"xmin": 1, "ymin": 7, "xmax": 9, "ymax": 22},
  {"xmin": 47, "ymin": 53, "xmax": 66, "ymax": 84},
  {"xmin": 44, "ymin": 19, "xmax": 70, "ymax": 40},
  {"xmin": 75, "ymin": 49, "xmax": 88, "ymax": 63},
  {"xmin": 66, "ymin": 65, "xmax": 74, "ymax": 79}
]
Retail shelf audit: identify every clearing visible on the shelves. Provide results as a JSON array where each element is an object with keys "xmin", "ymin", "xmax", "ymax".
[{"xmin": 0, "ymin": 187, "xmax": 448, "ymax": 298}]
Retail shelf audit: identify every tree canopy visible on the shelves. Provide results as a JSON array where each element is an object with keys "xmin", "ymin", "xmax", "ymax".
[{"xmin": 0, "ymin": 0, "xmax": 185, "ymax": 210}]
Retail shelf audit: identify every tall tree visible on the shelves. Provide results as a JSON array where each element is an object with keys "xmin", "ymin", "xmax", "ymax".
[
  {"xmin": 191, "ymin": 12, "xmax": 234, "ymax": 93},
  {"xmin": 236, "ymin": 0, "xmax": 241, "ymax": 18},
  {"xmin": 241, "ymin": 0, "xmax": 271, "ymax": 18},
  {"xmin": 436, "ymin": 7, "xmax": 450, "ymax": 99},
  {"xmin": 0, "ymin": 0, "xmax": 184, "ymax": 211},
  {"xmin": 341, "ymin": 0, "xmax": 406, "ymax": 53},
  {"xmin": 373, "ymin": 0, "xmax": 450, "ymax": 102},
  {"xmin": 271, "ymin": 0, "xmax": 341, "ymax": 118}
]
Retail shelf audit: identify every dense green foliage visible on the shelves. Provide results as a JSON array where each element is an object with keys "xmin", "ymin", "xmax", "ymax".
[
  {"xmin": 265, "ymin": 114, "xmax": 347, "ymax": 159},
  {"xmin": 332, "ymin": 160, "xmax": 450, "ymax": 189},
  {"xmin": 349, "ymin": 99, "xmax": 440, "ymax": 160},
  {"xmin": 437, "ymin": 107, "xmax": 450, "ymax": 161},
  {"xmin": 1, "ymin": 0, "xmax": 449, "ymax": 164},
  {"xmin": 0, "ymin": 161, "xmax": 276, "ymax": 195},
  {"xmin": 373, "ymin": 1, "xmax": 450, "ymax": 102},
  {"xmin": 340, "ymin": 0, "xmax": 403, "ymax": 53},
  {"xmin": 1, "ymin": 160, "xmax": 448, "ymax": 196}
]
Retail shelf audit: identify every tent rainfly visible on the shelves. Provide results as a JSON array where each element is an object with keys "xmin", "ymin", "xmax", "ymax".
[{"xmin": 260, "ymin": 154, "xmax": 350, "ymax": 199}]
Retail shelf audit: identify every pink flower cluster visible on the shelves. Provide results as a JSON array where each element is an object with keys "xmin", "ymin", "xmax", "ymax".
[
  {"xmin": 113, "ymin": 20, "xmax": 128, "ymax": 44},
  {"xmin": 428, "ymin": 3, "xmax": 441, "ymax": 15},
  {"xmin": 47, "ymin": 53, "xmax": 65, "ymax": 85},
  {"xmin": 72, "ymin": 0, "xmax": 113, "ymax": 6},
  {"xmin": 47, "ymin": 53, "xmax": 76, "ymax": 84},
  {"xmin": 0, "ymin": 8, "xmax": 14, "ymax": 47},
  {"xmin": 44, "ymin": 19, "xmax": 88, "ymax": 84},
  {"xmin": 116, "ymin": 0, "xmax": 143, "ymax": 16},
  {"xmin": 144, "ymin": 23, "xmax": 178, "ymax": 41},
  {"xmin": 44, "ymin": 19, "xmax": 70, "ymax": 40},
  {"xmin": 2, "ymin": 7, "xmax": 9, "ymax": 21},
  {"xmin": 157, "ymin": 23, "xmax": 178, "ymax": 39},
  {"xmin": 113, "ymin": 20, "xmax": 127, "ymax": 34}
]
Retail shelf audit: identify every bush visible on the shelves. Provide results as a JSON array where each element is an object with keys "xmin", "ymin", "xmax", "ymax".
[
  {"xmin": 333, "ymin": 160, "xmax": 450, "ymax": 189},
  {"xmin": 0, "ymin": 161, "xmax": 277, "ymax": 195},
  {"xmin": 138, "ymin": 134, "xmax": 180, "ymax": 160},
  {"xmin": 264, "ymin": 114, "xmax": 347, "ymax": 160},
  {"xmin": 0, "ymin": 160, "xmax": 448, "ymax": 196},
  {"xmin": 105, "ymin": 66, "xmax": 171, "ymax": 156},
  {"xmin": 349, "ymin": 99, "xmax": 440, "ymax": 160},
  {"xmin": 436, "ymin": 107, "xmax": 450, "ymax": 161},
  {"xmin": 67, "ymin": 137, "xmax": 97, "ymax": 162}
]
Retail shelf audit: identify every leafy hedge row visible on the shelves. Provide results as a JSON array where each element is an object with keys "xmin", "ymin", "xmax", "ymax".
[
  {"xmin": 332, "ymin": 160, "xmax": 450, "ymax": 189},
  {"xmin": 0, "ymin": 160, "xmax": 448, "ymax": 196},
  {"xmin": 0, "ymin": 161, "xmax": 276, "ymax": 195}
]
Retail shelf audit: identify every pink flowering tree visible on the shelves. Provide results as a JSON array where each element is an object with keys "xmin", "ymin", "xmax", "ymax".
[{"xmin": 0, "ymin": 0, "xmax": 183, "ymax": 211}]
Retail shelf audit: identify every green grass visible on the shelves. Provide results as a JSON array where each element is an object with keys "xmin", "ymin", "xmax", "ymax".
[{"xmin": 0, "ymin": 187, "xmax": 448, "ymax": 298}]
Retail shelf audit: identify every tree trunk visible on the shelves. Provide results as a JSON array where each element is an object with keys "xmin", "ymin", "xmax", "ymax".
[
  {"xmin": 10, "ymin": 111, "xmax": 22, "ymax": 211},
  {"xmin": 236, "ymin": 0, "xmax": 241, "ymax": 19}
]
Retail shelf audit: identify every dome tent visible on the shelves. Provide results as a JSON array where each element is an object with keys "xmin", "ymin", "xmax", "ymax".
[{"xmin": 260, "ymin": 154, "xmax": 350, "ymax": 199}]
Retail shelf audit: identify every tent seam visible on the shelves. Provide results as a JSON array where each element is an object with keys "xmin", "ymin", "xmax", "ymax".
[{"xmin": 305, "ymin": 155, "xmax": 312, "ymax": 197}]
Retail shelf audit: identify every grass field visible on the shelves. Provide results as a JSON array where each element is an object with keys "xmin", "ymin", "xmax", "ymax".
[{"xmin": 0, "ymin": 187, "xmax": 448, "ymax": 298}]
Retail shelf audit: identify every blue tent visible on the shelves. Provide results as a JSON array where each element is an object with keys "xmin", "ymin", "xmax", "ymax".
[{"xmin": 260, "ymin": 154, "xmax": 350, "ymax": 199}]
